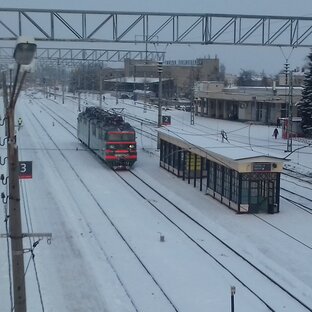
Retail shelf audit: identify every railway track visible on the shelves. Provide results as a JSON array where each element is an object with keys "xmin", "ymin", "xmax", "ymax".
[
  {"xmin": 280, "ymin": 188, "xmax": 312, "ymax": 214},
  {"xmin": 281, "ymin": 168, "xmax": 312, "ymax": 214},
  {"xmin": 115, "ymin": 170, "xmax": 312, "ymax": 311},
  {"xmin": 283, "ymin": 167, "xmax": 312, "ymax": 183},
  {"xmin": 33, "ymin": 96, "xmax": 312, "ymax": 244},
  {"xmin": 28, "ymin": 96, "xmax": 312, "ymax": 311},
  {"xmin": 24, "ymin": 103, "xmax": 179, "ymax": 312}
]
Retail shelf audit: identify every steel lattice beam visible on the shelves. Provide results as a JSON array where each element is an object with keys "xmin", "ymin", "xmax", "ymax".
[
  {"xmin": 0, "ymin": 8, "xmax": 312, "ymax": 47},
  {"xmin": 0, "ymin": 47, "xmax": 165, "ymax": 64}
]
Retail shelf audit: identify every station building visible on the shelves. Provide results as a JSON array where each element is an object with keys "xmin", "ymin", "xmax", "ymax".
[
  {"xmin": 158, "ymin": 128, "xmax": 285, "ymax": 214},
  {"xmin": 194, "ymin": 81, "xmax": 302, "ymax": 125},
  {"xmin": 124, "ymin": 57, "xmax": 221, "ymax": 98}
]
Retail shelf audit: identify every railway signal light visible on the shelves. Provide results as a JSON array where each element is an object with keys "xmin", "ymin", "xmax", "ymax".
[
  {"xmin": 157, "ymin": 61, "xmax": 163, "ymax": 74},
  {"xmin": 284, "ymin": 62, "xmax": 289, "ymax": 84}
]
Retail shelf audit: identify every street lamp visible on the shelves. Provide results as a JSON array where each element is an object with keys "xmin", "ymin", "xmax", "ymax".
[
  {"xmin": 7, "ymin": 36, "xmax": 36, "ymax": 312},
  {"xmin": 13, "ymin": 37, "xmax": 37, "ymax": 65}
]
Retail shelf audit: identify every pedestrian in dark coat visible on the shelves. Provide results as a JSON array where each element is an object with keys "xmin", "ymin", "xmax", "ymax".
[{"xmin": 273, "ymin": 128, "xmax": 279, "ymax": 139}]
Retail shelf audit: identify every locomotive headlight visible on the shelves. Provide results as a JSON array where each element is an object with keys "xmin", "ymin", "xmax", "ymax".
[{"xmin": 129, "ymin": 144, "xmax": 135, "ymax": 149}]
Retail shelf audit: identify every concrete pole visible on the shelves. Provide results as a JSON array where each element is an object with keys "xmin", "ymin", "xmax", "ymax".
[
  {"xmin": 62, "ymin": 81, "xmax": 65, "ymax": 104},
  {"xmin": 54, "ymin": 77, "xmax": 56, "ymax": 100},
  {"xmin": 157, "ymin": 63, "xmax": 163, "ymax": 127},
  {"xmin": 6, "ymin": 66, "xmax": 27, "ymax": 312},
  {"xmin": 156, "ymin": 62, "xmax": 163, "ymax": 149},
  {"xmin": 286, "ymin": 71, "xmax": 293, "ymax": 152},
  {"xmin": 78, "ymin": 92, "xmax": 81, "ymax": 112},
  {"xmin": 115, "ymin": 76, "xmax": 119, "ymax": 105},
  {"xmin": 99, "ymin": 71, "xmax": 103, "ymax": 108}
]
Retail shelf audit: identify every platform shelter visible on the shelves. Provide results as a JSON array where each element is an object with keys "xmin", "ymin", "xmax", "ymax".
[{"xmin": 158, "ymin": 129, "xmax": 285, "ymax": 214}]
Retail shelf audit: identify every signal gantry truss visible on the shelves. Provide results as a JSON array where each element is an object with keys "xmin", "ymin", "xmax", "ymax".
[
  {"xmin": 0, "ymin": 47, "xmax": 165, "ymax": 65},
  {"xmin": 0, "ymin": 8, "xmax": 312, "ymax": 47}
]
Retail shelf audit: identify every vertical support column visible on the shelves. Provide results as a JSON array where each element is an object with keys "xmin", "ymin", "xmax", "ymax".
[
  {"xmin": 187, "ymin": 151, "xmax": 191, "ymax": 185},
  {"xmin": 157, "ymin": 61, "xmax": 163, "ymax": 128},
  {"xmin": 78, "ymin": 91, "xmax": 81, "ymax": 112},
  {"xmin": 223, "ymin": 100, "xmax": 227, "ymax": 119},
  {"xmin": 200, "ymin": 156, "xmax": 204, "ymax": 192},
  {"xmin": 221, "ymin": 166, "xmax": 224, "ymax": 197},
  {"xmin": 6, "ymin": 65, "xmax": 27, "ymax": 312},
  {"xmin": 159, "ymin": 138, "xmax": 163, "ymax": 166},
  {"xmin": 213, "ymin": 162, "xmax": 216, "ymax": 192},
  {"xmin": 286, "ymin": 71, "xmax": 293, "ymax": 152},
  {"xmin": 193, "ymin": 154, "xmax": 197, "ymax": 187},
  {"xmin": 62, "ymin": 73, "xmax": 65, "ymax": 104},
  {"xmin": 276, "ymin": 173, "xmax": 280, "ymax": 213},
  {"xmin": 206, "ymin": 159, "xmax": 210, "ymax": 191},
  {"xmin": 200, "ymin": 99, "xmax": 204, "ymax": 117},
  {"xmin": 157, "ymin": 62, "xmax": 163, "ymax": 150},
  {"xmin": 238, "ymin": 174, "xmax": 242, "ymax": 213},
  {"xmin": 215, "ymin": 99, "xmax": 219, "ymax": 119},
  {"xmin": 177, "ymin": 148, "xmax": 182, "ymax": 177},
  {"xmin": 231, "ymin": 286, "xmax": 236, "ymax": 312},
  {"xmin": 190, "ymin": 100, "xmax": 195, "ymax": 125},
  {"xmin": 99, "ymin": 70, "xmax": 103, "ymax": 108},
  {"xmin": 172, "ymin": 145, "xmax": 176, "ymax": 173},
  {"xmin": 229, "ymin": 170, "xmax": 233, "ymax": 202},
  {"xmin": 182, "ymin": 150, "xmax": 186, "ymax": 181}
]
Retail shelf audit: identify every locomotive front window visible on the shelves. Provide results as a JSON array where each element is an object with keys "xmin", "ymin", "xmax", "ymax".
[{"xmin": 107, "ymin": 133, "xmax": 135, "ymax": 141}]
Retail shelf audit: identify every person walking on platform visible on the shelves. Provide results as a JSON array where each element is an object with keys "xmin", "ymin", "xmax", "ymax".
[{"xmin": 273, "ymin": 128, "xmax": 279, "ymax": 139}]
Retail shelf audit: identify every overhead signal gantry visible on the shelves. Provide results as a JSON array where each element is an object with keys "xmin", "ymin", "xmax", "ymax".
[
  {"xmin": 0, "ymin": 47, "xmax": 165, "ymax": 66},
  {"xmin": 0, "ymin": 8, "xmax": 312, "ymax": 46}
]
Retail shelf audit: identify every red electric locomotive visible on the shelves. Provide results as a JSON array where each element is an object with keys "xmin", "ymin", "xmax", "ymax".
[{"xmin": 77, "ymin": 106, "xmax": 137, "ymax": 169}]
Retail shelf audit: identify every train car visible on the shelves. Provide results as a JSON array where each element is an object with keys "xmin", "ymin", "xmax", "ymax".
[{"xmin": 77, "ymin": 106, "xmax": 137, "ymax": 169}]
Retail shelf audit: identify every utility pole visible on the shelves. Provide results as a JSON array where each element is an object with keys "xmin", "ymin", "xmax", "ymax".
[
  {"xmin": 115, "ymin": 75, "xmax": 119, "ymax": 105},
  {"xmin": 0, "ymin": 38, "xmax": 52, "ymax": 312},
  {"xmin": 133, "ymin": 64, "xmax": 136, "ymax": 100},
  {"xmin": 286, "ymin": 70, "xmax": 293, "ymax": 152},
  {"xmin": 157, "ymin": 61, "xmax": 163, "ymax": 127},
  {"xmin": 143, "ymin": 39, "xmax": 148, "ymax": 113},
  {"xmin": 5, "ymin": 64, "xmax": 27, "ymax": 312},
  {"xmin": 99, "ymin": 70, "xmax": 103, "ymax": 108},
  {"xmin": 78, "ymin": 91, "xmax": 81, "ymax": 112},
  {"xmin": 190, "ymin": 99, "xmax": 195, "ymax": 125},
  {"xmin": 62, "ymin": 74, "xmax": 65, "ymax": 104},
  {"xmin": 284, "ymin": 62, "xmax": 293, "ymax": 152}
]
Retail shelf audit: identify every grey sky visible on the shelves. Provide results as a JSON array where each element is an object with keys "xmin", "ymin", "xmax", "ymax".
[{"xmin": 2, "ymin": 0, "xmax": 312, "ymax": 75}]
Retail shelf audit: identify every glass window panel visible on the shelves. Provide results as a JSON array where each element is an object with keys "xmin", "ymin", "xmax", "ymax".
[
  {"xmin": 241, "ymin": 180, "xmax": 249, "ymax": 204},
  {"xmin": 231, "ymin": 171, "xmax": 239, "ymax": 203},
  {"xmin": 108, "ymin": 133, "xmax": 135, "ymax": 141}
]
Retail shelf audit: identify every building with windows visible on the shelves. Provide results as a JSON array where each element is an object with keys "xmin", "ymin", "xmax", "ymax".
[
  {"xmin": 194, "ymin": 82, "xmax": 302, "ymax": 125},
  {"xmin": 124, "ymin": 57, "xmax": 221, "ymax": 98}
]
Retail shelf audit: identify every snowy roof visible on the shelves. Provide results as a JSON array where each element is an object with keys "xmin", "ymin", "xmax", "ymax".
[
  {"xmin": 158, "ymin": 126, "xmax": 285, "ymax": 164},
  {"xmin": 105, "ymin": 77, "xmax": 171, "ymax": 83}
]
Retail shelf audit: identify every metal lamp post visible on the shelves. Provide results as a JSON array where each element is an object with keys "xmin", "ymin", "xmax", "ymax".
[{"xmin": 7, "ymin": 37, "xmax": 36, "ymax": 312}]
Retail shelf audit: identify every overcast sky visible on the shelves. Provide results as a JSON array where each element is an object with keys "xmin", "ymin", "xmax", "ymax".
[{"xmin": 2, "ymin": 0, "xmax": 312, "ymax": 75}]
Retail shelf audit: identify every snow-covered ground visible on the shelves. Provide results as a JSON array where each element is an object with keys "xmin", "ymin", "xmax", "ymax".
[{"xmin": 0, "ymin": 91, "xmax": 312, "ymax": 311}]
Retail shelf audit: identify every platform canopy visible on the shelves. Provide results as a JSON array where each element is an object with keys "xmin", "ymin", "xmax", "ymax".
[{"xmin": 158, "ymin": 127, "xmax": 286, "ymax": 172}]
